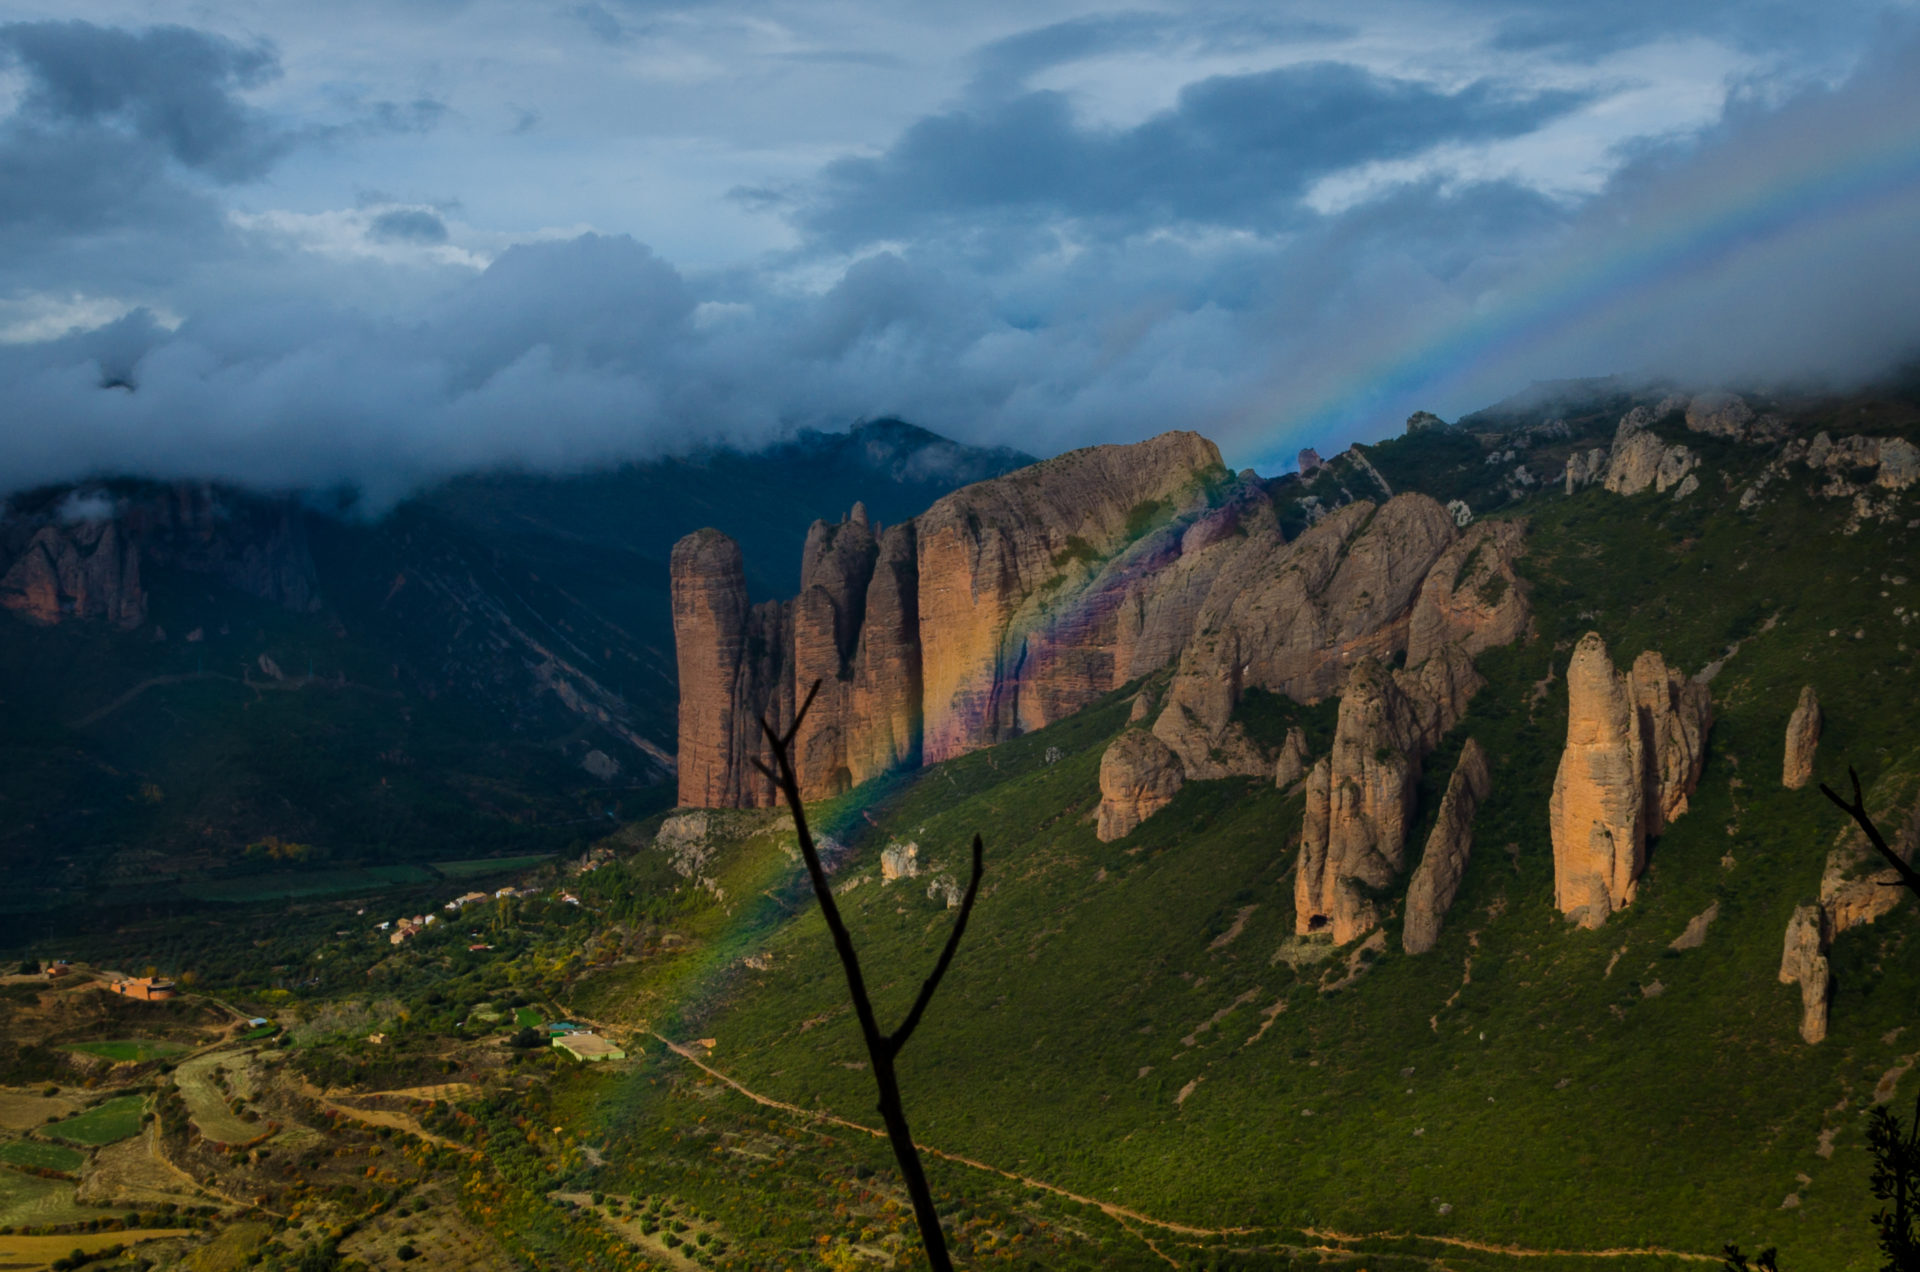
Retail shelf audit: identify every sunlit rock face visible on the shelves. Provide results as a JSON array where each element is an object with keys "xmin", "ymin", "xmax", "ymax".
[
  {"xmin": 672, "ymin": 431, "xmax": 1532, "ymax": 819},
  {"xmin": 1782, "ymin": 685, "xmax": 1822, "ymax": 790},
  {"xmin": 1549, "ymin": 633, "xmax": 1711, "ymax": 928}
]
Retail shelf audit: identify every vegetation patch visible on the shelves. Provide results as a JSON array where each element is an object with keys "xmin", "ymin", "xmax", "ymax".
[
  {"xmin": 0, "ymin": 1137, "xmax": 85, "ymax": 1173},
  {"xmin": 40, "ymin": 1094, "xmax": 145, "ymax": 1146},
  {"xmin": 430, "ymin": 854, "xmax": 557, "ymax": 880},
  {"xmin": 182, "ymin": 865, "xmax": 436, "ymax": 902},
  {"xmin": 0, "ymin": 1165, "xmax": 94, "ymax": 1227},
  {"xmin": 66, "ymin": 1040, "xmax": 189, "ymax": 1064}
]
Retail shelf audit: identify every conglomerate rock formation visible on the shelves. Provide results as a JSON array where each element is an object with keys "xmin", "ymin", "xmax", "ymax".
[
  {"xmin": 1402, "ymin": 738, "xmax": 1492, "ymax": 955},
  {"xmin": 671, "ymin": 431, "xmax": 1231, "ymax": 807},
  {"xmin": 1548, "ymin": 632, "xmax": 1712, "ymax": 928},
  {"xmin": 1096, "ymin": 730, "xmax": 1185, "ymax": 842},
  {"xmin": 1782, "ymin": 685, "xmax": 1822, "ymax": 790},
  {"xmin": 672, "ymin": 430, "xmax": 1532, "ymax": 817},
  {"xmin": 1293, "ymin": 647, "xmax": 1484, "ymax": 945}
]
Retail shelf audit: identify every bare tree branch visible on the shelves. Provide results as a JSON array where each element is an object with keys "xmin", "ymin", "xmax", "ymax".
[
  {"xmin": 1819, "ymin": 767, "xmax": 1920, "ymax": 901},
  {"xmin": 750, "ymin": 678, "xmax": 979, "ymax": 1272},
  {"xmin": 889, "ymin": 834, "xmax": 983, "ymax": 1057}
]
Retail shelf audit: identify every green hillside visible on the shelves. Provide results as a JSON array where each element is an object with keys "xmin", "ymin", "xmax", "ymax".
[{"xmin": 553, "ymin": 384, "xmax": 1920, "ymax": 1270}]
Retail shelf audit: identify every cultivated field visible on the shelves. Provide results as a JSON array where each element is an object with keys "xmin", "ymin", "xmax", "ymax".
[
  {"xmin": 67, "ymin": 1039, "xmax": 190, "ymax": 1063},
  {"xmin": 40, "ymin": 1094, "xmax": 145, "ymax": 1146},
  {"xmin": 0, "ymin": 1137, "xmax": 85, "ymax": 1172},
  {"xmin": 0, "ymin": 1227, "xmax": 195, "ymax": 1268},
  {"xmin": 0, "ymin": 1089, "xmax": 78, "ymax": 1133},
  {"xmin": 0, "ymin": 1166, "xmax": 95, "ymax": 1227},
  {"xmin": 173, "ymin": 1054, "xmax": 263, "ymax": 1144},
  {"xmin": 76, "ymin": 1126, "xmax": 205, "ymax": 1206}
]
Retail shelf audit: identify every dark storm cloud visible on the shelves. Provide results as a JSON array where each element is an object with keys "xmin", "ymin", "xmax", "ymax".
[
  {"xmin": 368, "ymin": 208, "xmax": 450, "ymax": 244},
  {"xmin": 4, "ymin": 9, "xmax": 1919, "ymax": 507},
  {"xmin": 790, "ymin": 64, "xmax": 1589, "ymax": 247},
  {"xmin": 0, "ymin": 20, "xmax": 286, "ymax": 181}
]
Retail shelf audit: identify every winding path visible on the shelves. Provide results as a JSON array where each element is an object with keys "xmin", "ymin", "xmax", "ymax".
[{"xmin": 651, "ymin": 1034, "xmax": 1717, "ymax": 1265}]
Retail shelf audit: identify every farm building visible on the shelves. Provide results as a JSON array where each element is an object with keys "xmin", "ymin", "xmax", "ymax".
[
  {"xmin": 107, "ymin": 976, "xmax": 175, "ymax": 1001},
  {"xmin": 552, "ymin": 1032, "xmax": 625, "ymax": 1062}
]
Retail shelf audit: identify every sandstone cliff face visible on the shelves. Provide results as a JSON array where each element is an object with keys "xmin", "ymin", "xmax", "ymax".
[
  {"xmin": 672, "ymin": 530, "xmax": 755, "ymax": 809},
  {"xmin": 1737, "ymin": 430, "xmax": 1920, "ymax": 529},
  {"xmin": 1783, "ymin": 685, "xmax": 1822, "ymax": 790},
  {"xmin": 790, "ymin": 510, "xmax": 879, "ymax": 798},
  {"xmin": 916, "ymin": 431, "xmax": 1227, "ymax": 763},
  {"xmin": 673, "ymin": 432, "xmax": 1231, "ymax": 807},
  {"xmin": 0, "ymin": 482, "xmax": 323, "ymax": 633},
  {"xmin": 1293, "ymin": 648, "xmax": 1484, "ymax": 944},
  {"xmin": 846, "ymin": 522, "xmax": 923, "ymax": 786},
  {"xmin": 1151, "ymin": 494, "xmax": 1471, "ymax": 781},
  {"xmin": 1403, "ymin": 738, "xmax": 1492, "ymax": 954},
  {"xmin": 1548, "ymin": 632, "xmax": 1712, "ymax": 927},
  {"xmin": 1683, "ymin": 392, "xmax": 1788, "ymax": 443},
  {"xmin": 675, "ymin": 432, "xmax": 1531, "ymax": 814},
  {"xmin": 0, "ymin": 519, "xmax": 145, "ymax": 628},
  {"xmin": 1405, "ymin": 520, "xmax": 1530, "ymax": 668},
  {"xmin": 1095, "ymin": 730, "xmax": 1185, "ymax": 842}
]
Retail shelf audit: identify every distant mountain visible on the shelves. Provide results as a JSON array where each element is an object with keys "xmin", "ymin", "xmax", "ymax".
[{"xmin": 0, "ymin": 420, "xmax": 1030, "ymax": 922}]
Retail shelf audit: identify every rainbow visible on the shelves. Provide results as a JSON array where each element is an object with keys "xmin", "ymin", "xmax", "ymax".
[{"xmin": 1250, "ymin": 96, "xmax": 1920, "ymax": 472}]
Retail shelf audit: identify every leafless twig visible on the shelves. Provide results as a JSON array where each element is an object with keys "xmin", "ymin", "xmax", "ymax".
[
  {"xmin": 1819, "ymin": 766, "xmax": 1920, "ymax": 900},
  {"xmin": 751, "ymin": 679, "xmax": 983, "ymax": 1272}
]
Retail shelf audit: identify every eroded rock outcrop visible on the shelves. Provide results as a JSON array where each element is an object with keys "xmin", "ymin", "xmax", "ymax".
[
  {"xmin": 0, "ymin": 520, "xmax": 145, "ymax": 628},
  {"xmin": 1684, "ymin": 392, "xmax": 1788, "ymax": 444},
  {"xmin": 674, "ymin": 432, "xmax": 1232, "ymax": 806},
  {"xmin": 1096, "ymin": 730, "xmax": 1185, "ymax": 842},
  {"xmin": 675, "ymin": 432, "xmax": 1531, "ymax": 814},
  {"xmin": 1603, "ymin": 408, "xmax": 1699, "ymax": 498},
  {"xmin": 1783, "ymin": 686, "xmax": 1822, "ymax": 790},
  {"xmin": 1549, "ymin": 633, "xmax": 1712, "ymax": 927},
  {"xmin": 1779, "ymin": 905, "xmax": 1831, "ymax": 1044},
  {"xmin": 1405, "ymin": 520, "xmax": 1530, "ymax": 667},
  {"xmin": 1151, "ymin": 494, "xmax": 1480, "ymax": 780},
  {"xmin": 1273, "ymin": 727, "xmax": 1310, "ymax": 789},
  {"xmin": 1402, "ymin": 738, "xmax": 1492, "ymax": 954},
  {"xmin": 1294, "ymin": 648, "xmax": 1485, "ymax": 944}
]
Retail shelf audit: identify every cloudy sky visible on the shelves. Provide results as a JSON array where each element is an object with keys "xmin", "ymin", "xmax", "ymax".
[{"xmin": 2, "ymin": 0, "xmax": 1919, "ymax": 501}]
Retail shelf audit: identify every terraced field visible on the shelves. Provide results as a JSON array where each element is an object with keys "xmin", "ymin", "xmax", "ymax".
[
  {"xmin": 0, "ymin": 1165, "xmax": 95, "ymax": 1227},
  {"xmin": 174, "ymin": 1053, "xmax": 262, "ymax": 1144},
  {"xmin": 0, "ymin": 1137, "xmax": 85, "ymax": 1172},
  {"xmin": 0, "ymin": 1229, "xmax": 197, "ymax": 1267},
  {"xmin": 41, "ymin": 1094, "xmax": 145, "ymax": 1146},
  {"xmin": 0, "ymin": 1088, "xmax": 77, "ymax": 1133},
  {"xmin": 68, "ymin": 1039, "xmax": 190, "ymax": 1063}
]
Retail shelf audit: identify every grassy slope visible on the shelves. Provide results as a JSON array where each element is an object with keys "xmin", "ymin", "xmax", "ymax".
[{"xmin": 569, "ymin": 391, "xmax": 1920, "ymax": 1269}]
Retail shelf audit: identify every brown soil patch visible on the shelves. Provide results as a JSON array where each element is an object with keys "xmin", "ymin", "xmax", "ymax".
[
  {"xmin": 360, "ymin": 1083, "xmax": 479, "ymax": 1103},
  {"xmin": 0, "ymin": 1089, "xmax": 80, "ymax": 1133},
  {"xmin": 78, "ymin": 1124, "xmax": 209, "ymax": 1206}
]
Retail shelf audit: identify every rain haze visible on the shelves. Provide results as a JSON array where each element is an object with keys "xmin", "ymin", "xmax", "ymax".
[{"xmin": 3, "ymin": 0, "xmax": 1920, "ymax": 502}]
